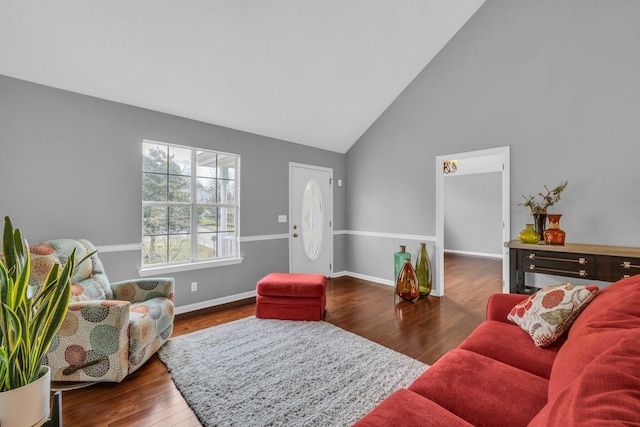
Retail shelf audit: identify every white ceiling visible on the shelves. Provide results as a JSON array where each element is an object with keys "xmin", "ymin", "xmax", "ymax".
[{"xmin": 0, "ymin": 1, "xmax": 484, "ymax": 153}]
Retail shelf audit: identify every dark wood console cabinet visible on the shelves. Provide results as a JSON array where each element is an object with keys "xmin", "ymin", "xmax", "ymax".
[{"xmin": 506, "ymin": 241, "xmax": 640, "ymax": 294}]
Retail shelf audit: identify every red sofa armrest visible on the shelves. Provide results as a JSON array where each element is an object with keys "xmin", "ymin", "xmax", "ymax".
[{"xmin": 486, "ymin": 293, "xmax": 529, "ymax": 323}]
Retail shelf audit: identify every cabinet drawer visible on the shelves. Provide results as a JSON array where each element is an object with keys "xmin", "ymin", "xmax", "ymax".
[
  {"xmin": 610, "ymin": 256, "xmax": 640, "ymax": 280},
  {"xmin": 519, "ymin": 250, "xmax": 596, "ymax": 278}
]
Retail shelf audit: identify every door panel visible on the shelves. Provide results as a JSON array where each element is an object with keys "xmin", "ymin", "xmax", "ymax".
[{"xmin": 290, "ymin": 164, "xmax": 332, "ymax": 276}]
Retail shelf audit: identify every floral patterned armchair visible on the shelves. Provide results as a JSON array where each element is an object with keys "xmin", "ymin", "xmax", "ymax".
[{"xmin": 29, "ymin": 239, "xmax": 174, "ymax": 383}]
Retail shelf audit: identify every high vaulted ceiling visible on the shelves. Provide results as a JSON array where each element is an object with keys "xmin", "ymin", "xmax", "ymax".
[{"xmin": 0, "ymin": 1, "xmax": 484, "ymax": 153}]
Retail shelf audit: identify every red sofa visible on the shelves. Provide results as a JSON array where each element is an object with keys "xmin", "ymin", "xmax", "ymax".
[{"xmin": 355, "ymin": 275, "xmax": 640, "ymax": 426}]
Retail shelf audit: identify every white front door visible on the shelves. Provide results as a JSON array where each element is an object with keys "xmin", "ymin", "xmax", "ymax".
[{"xmin": 289, "ymin": 163, "xmax": 333, "ymax": 276}]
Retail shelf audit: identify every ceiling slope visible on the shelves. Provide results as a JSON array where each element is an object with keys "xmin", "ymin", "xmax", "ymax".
[{"xmin": 0, "ymin": 0, "xmax": 485, "ymax": 153}]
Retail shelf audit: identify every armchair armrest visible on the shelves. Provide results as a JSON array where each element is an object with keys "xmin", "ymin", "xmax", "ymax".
[
  {"xmin": 48, "ymin": 300, "xmax": 131, "ymax": 382},
  {"xmin": 111, "ymin": 277, "xmax": 175, "ymax": 303},
  {"xmin": 486, "ymin": 293, "xmax": 529, "ymax": 323}
]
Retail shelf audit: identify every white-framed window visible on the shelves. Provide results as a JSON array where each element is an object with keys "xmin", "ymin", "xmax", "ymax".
[{"xmin": 142, "ymin": 140, "xmax": 239, "ymax": 267}]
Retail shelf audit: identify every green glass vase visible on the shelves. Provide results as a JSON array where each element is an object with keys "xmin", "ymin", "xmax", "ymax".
[
  {"xmin": 415, "ymin": 242, "xmax": 432, "ymax": 297},
  {"xmin": 519, "ymin": 224, "xmax": 539, "ymax": 244}
]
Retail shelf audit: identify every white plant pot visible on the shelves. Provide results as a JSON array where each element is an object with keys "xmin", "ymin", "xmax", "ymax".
[{"xmin": 0, "ymin": 365, "xmax": 51, "ymax": 427}]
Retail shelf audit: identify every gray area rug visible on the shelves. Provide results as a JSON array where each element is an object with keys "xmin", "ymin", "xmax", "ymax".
[{"xmin": 158, "ymin": 316, "xmax": 428, "ymax": 426}]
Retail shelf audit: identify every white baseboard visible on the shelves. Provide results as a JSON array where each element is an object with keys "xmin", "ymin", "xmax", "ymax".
[
  {"xmin": 444, "ymin": 249, "xmax": 503, "ymax": 259},
  {"xmin": 175, "ymin": 290, "xmax": 257, "ymax": 315},
  {"xmin": 332, "ymin": 271, "xmax": 393, "ymax": 287}
]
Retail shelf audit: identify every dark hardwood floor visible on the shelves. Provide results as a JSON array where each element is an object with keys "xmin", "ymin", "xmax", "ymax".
[{"xmin": 59, "ymin": 253, "xmax": 502, "ymax": 426}]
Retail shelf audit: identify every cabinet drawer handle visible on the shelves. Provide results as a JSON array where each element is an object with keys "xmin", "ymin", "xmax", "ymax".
[
  {"xmin": 620, "ymin": 261, "xmax": 640, "ymax": 269},
  {"xmin": 528, "ymin": 264, "xmax": 588, "ymax": 277},
  {"xmin": 527, "ymin": 254, "xmax": 588, "ymax": 264}
]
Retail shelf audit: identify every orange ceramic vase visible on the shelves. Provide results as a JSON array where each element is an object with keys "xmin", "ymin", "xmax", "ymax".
[{"xmin": 544, "ymin": 214, "xmax": 566, "ymax": 245}]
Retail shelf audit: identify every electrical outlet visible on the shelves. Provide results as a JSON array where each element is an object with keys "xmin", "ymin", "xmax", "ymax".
[{"xmin": 191, "ymin": 281, "xmax": 197, "ymax": 292}]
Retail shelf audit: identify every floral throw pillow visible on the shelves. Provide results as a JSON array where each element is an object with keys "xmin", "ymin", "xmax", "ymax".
[{"xmin": 507, "ymin": 283, "xmax": 599, "ymax": 347}]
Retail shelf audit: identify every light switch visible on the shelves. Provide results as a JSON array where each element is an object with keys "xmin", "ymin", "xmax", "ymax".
[{"xmin": 278, "ymin": 215, "xmax": 287, "ymax": 223}]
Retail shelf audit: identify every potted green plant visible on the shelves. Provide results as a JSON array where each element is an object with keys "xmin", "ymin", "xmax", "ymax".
[{"xmin": 0, "ymin": 216, "xmax": 81, "ymax": 426}]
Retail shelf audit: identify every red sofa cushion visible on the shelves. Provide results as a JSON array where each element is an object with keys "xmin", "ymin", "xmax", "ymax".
[
  {"xmin": 529, "ymin": 337, "xmax": 640, "ymax": 426},
  {"xmin": 568, "ymin": 274, "xmax": 640, "ymax": 338},
  {"xmin": 408, "ymin": 349, "xmax": 548, "ymax": 427},
  {"xmin": 353, "ymin": 388, "xmax": 474, "ymax": 427},
  {"xmin": 548, "ymin": 277, "xmax": 640, "ymax": 401},
  {"xmin": 458, "ymin": 320, "xmax": 563, "ymax": 379},
  {"xmin": 256, "ymin": 273, "xmax": 326, "ymax": 297}
]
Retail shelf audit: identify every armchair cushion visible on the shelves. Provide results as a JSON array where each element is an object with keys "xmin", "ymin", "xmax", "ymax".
[
  {"xmin": 111, "ymin": 278, "xmax": 175, "ymax": 302},
  {"xmin": 45, "ymin": 300, "xmax": 130, "ymax": 382},
  {"xmin": 30, "ymin": 239, "xmax": 113, "ymax": 301},
  {"xmin": 128, "ymin": 297, "xmax": 175, "ymax": 370}
]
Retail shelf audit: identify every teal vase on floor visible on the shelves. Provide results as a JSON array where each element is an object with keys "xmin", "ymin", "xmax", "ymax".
[{"xmin": 394, "ymin": 245, "xmax": 411, "ymax": 283}]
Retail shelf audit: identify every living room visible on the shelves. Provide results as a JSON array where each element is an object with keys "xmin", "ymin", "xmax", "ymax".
[{"xmin": 1, "ymin": 1, "xmax": 639, "ymax": 425}]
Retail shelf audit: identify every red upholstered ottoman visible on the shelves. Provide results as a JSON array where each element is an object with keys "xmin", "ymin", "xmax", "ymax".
[{"xmin": 255, "ymin": 272, "xmax": 327, "ymax": 321}]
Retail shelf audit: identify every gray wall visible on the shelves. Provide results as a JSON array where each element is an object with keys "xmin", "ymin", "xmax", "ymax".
[
  {"xmin": 0, "ymin": 76, "xmax": 346, "ymax": 309},
  {"xmin": 444, "ymin": 172, "xmax": 502, "ymax": 256},
  {"xmin": 346, "ymin": 0, "xmax": 640, "ymax": 281},
  {"xmin": 2, "ymin": 0, "xmax": 640, "ymax": 299}
]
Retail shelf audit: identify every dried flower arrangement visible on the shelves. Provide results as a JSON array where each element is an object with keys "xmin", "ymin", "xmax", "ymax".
[{"xmin": 520, "ymin": 181, "xmax": 568, "ymax": 214}]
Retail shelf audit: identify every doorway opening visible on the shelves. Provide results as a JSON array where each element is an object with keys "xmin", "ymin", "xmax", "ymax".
[{"xmin": 434, "ymin": 146, "xmax": 510, "ymax": 296}]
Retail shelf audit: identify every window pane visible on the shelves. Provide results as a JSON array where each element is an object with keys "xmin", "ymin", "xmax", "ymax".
[
  {"xmin": 143, "ymin": 143, "xmax": 168, "ymax": 173},
  {"xmin": 217, "ymin": 179, "xmax": 235, "ymax": 204},
  {"xmin": 228, "ymin": 213, "xmax": 236, "ymax": 233},
  {"xmin": 219, "ymin": 209, "xmax": 235, "ymax": 232},
  {"xmin": 143, "ymin": 206, "xmax": 168, "ymax": 235},
  {"xmin": 143, "ymin": 173, "xmax": 167, "ymax": 202},
  {"xmin": 197, "ymin": 207, "xmax": 217, "ymax": 231},
  {"xmin": 168, "ymin": 175, "xmax": 191, "ymax": 202},
  {"xmin": 168, "ymin": 235, "xmax": 191, "ymax": 263},
  {"xmin": 217, "ymin": 153, "xmax": 235, "ymax": 179},
  {"xmin": 196, "ymin": 178, "xmax": 216, "ymax": 203},
  {"xmin": 168, "ymin": 146, "xmax": 192, "ymax": 176},
  {"xmin": 196, "ymin": 151, "xmax": 216, "ymax": 178},
  {"xmin": 217, "ymin": 232, "xmax": 236, "ymax": 257},
  {"xmin": 143, "ymin": 235, "xmax": 167, "ymax": 265},
  {"xmin": 196, "ymin": 232, "xmax": 216, "ymax": 260},
  {"xmin": 301, "ymin": 179, "xmax": 324, "ymax": 261},
  {"xmin": 169, "ymin": 206, "xmax": 191, "ymax": 235}
]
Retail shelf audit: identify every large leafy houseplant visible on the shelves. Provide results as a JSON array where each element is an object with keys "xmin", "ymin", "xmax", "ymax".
[{"xmin": 0, "ymin": 216, "xmax": 81, "ymax": 391}]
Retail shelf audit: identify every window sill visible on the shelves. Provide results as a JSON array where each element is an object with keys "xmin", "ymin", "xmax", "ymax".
[{"xmin": 138, "ymin": 257, "xmax": 244, "ymax": 277}]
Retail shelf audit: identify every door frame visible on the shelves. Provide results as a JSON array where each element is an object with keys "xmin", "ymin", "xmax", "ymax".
[
  {"xmin": 435, "ymin": 146, "xmax": 510, "ymax": 297},
  {"xmin": 288, "ymin": 162, "xmax": 334, "ymax": 276}
]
